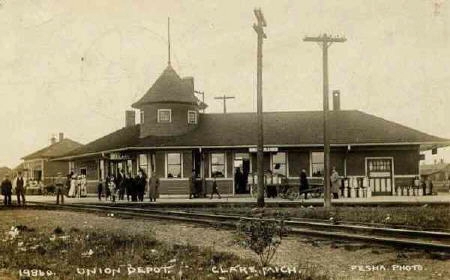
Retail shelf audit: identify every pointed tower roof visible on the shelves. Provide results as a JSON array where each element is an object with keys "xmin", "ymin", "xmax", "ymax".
[{"xmin": 132, "ymin": 65, "xmax": 198, "ymax": 108}]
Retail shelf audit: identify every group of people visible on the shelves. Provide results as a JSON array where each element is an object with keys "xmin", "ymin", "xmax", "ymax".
[
  {"xmin": 298, "ymin": 167, "xmax": 341, "ymax": 199},
  {"xmin": 98, "ymin": 169, "xmax": 160, "ymax": 202},
  {"xmin": 1, "ymin": 172, "xmax": 26, "ymax": 206},
  {"xmin": 66, "ymin": 173, "xmax": 88, "ymax": 198}
]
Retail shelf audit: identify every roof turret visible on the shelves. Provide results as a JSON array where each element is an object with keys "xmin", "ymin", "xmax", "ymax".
[{"xmin": 132, "ymin": 65, "xmax": 198, "ymax": 108}]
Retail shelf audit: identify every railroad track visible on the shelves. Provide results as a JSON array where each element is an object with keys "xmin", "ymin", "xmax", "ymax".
[{"xmin": 28, "ymin": 202, "xmax": 450, "ymax": 252}]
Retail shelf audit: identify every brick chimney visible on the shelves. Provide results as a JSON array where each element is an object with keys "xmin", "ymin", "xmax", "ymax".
[
  {"xmin": 125, "ymin": 110, "xmax": 136, "ymax": 127},
  {"xmin": 332, "ymin": 90, "xmax": 341, "ymax": 111},
  {"xmin": 59, "ymin": 132, "xmax": 64, "ymax": 142},
  {"xmin": 50, "ymin": 135, "xmax": 57, "ymax": 145},
  {"xmin": 182, "ymin": 76, "xmax": 194, "ymax": 92}
]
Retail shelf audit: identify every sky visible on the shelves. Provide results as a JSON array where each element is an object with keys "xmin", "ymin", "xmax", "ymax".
[{"xmin": 0, "ymin": 0, "xmax": 449, "ymax": 168}]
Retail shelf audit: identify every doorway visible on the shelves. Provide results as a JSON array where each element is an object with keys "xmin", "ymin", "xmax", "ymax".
[
  {"xmin": 366, "ymin": 158, "xmax": 393, "ymax": 196},
  {"xmin": 234, "ymin": 153, "xmax": 251, "ymax": 194}
]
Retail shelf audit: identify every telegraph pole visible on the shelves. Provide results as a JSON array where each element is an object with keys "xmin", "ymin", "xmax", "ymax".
[
  {"xmin": 253, "ymin": 8, "xmax": 266, "ymax": 208},
  {"xmin": 214, "ymin": 95, "xmax": 235, "ymax": 113},
  {"xmin": 303, "ymin": 34, "xmax": 346, "ymax": 208},
  {"xmin": 194, "ymin": 90, "xmax": 206, "ymax": 113}
]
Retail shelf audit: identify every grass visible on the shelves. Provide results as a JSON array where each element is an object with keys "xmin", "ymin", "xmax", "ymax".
[
  {"xmin": 0, "ymin": 223, "xmax": 329, "ymax": 280},
  {"xmin": 184, "ymin": 206, "xmax": 450, "ymax": 231}
]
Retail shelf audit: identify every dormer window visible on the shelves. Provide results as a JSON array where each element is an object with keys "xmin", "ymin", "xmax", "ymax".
[
  {"xmin": 187, "ymin": 110, "xmax": 198, "ymax": 124},
  {"xmin": 157, "ymin": 109, "xmax": 172, "ymax": 123}
]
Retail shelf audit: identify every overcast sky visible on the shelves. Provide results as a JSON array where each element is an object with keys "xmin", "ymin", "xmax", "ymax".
[{"xmin": 0, "ymin": 0, "xmax": 449, "ymax": 168}]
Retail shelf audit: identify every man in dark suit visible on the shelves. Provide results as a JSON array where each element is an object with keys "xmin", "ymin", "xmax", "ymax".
[
  {"xmin": 55, "ymin": 172, "xmax": 65, "ymax": 205},
  {"xmin": 15, "ymin": 172, "xmax": 25, "ymax": 206},
  {"xmin": 1, "ymin": 175, "xmax": 12, "ymax": 206}
]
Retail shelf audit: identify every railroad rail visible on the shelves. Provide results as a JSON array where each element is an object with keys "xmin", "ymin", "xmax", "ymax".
[{"xmin": 28, "ymin": 202, "xmax": 450, "ymax": 252}]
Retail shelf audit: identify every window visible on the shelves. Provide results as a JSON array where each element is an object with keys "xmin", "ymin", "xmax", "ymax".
[
  {"xmin": 367, "ymin": 158, "xmax": 392, "ymax": 177},
  {"xmin": 272, "ymin": 152, "xmax": 287, "ymax": 176},
  {"xmin": 139, "ymin": 154, "xmax": 148, "ymax": 172},
  {"xmin": 311, "ymin": 152, "xmax": 324, "ymax": 177},
  {"xmin": 140, "ymin": 110, "xmax": 145, "ymax": 124},
  {"xmin": 80, "ymin": 168, "xmax": 87, "ymax": 176},
  {"xmin": 167, "ymin": 153, "xmax": 182, "ymax": 178},
  {"xmin": 211, "ymin": 153, "xmax": 226, "ymax": 177},
  {"xmin": 188, "ymin": 110, "xmax": 198, "ymax": 124},
  {"xmin": 157, "ymin": 109, "xmax": 172, "ymax": 123}
]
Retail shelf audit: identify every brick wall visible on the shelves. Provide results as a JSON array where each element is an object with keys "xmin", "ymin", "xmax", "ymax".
[
  {"xmin": 159, "ymin": 179, "xmax": 189, "ymax": 194},
  {"xmin": 73, "ymin": 159, "xmax": 98, "ymax": 180},
  {"xmin": 346, "ymin": 146, "xmax": 420, "ymax": 176},
  {"xmin": 44, "ymin": 161, "xmax": 70, "ymax": 178},
  {"xmin": 140, "ymin": 103, "xmax": 199, "ymax": 137},
  {"xmin": 288, "ymin": 151, "xmax": 309, "ymax": 177},
  {"xmin": 204, "ymin": 179, "xmax": 233, "ymax": 194}
]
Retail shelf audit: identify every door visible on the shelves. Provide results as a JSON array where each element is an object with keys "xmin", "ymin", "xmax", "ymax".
[
  {"xmin": 366, "ymin": 158, "xmax": 393, "ymax": 196},
  {"xmin": 234, "ymin": 153, "xmax": 251, "ymax": 194}
]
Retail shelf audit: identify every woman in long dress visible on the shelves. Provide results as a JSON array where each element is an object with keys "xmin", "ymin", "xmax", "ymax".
[
  {"xmin": 80, "ymin": 175, "xmax": 87, "ymax": 197},
  {"xmin": 68, "ymin": 174, "xmax": 77, "ymax": 197},
  {"xmin": 148, "ymin": 174, "xmax": 159, "ymax": 202}
]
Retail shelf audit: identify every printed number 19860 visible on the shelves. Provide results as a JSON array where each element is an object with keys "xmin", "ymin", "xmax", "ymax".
[{"xmin": 19, "ymin": 269, "xmax": 55, "ymax": 277}]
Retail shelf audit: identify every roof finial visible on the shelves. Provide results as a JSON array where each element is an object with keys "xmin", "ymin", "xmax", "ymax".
[{"xmin": 168, "ymin": 17, "xmax": 171, "ymax": 66}]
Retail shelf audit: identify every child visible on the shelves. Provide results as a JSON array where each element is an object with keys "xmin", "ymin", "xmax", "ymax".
[
  {"xmin": 210, "ymin": 173, "xmax": 222, "ymax": 199},
  {"xmin": 109, "ymin": 176, "xmax": 117, "ymax": 203}
]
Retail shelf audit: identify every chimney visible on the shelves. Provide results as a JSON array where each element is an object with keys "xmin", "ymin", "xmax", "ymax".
[
  {"xmin": 182, "ymin": 76, "xmax": 194, "ymax": 92},
  {"xmin": 125, "ymin": 110, "xmax": 136, "ymax": 127},
  {"xmin": 50, "ymin": 135, "xmax": 57, "ymax": 145},
  {"xmin": 332, "ymin": 90, "xmax": 341, "ymax": 111},
  {"xmin": 59, "ymin": 132, "xmax": 64, "ymax": 142}
]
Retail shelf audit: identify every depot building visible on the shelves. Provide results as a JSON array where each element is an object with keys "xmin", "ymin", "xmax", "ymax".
[{"xmin": 54, "ymin": 64, "xmax": 449, "ymax": 196}]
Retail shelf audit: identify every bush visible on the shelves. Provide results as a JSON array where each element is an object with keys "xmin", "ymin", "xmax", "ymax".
[{"xmin": 236, "ymin": 217, "xmax": 288, "ymax": 267}]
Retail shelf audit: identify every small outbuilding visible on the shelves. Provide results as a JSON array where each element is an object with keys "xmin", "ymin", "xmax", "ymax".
[{"xmin": 21, "ymin": 133, "xmax": 82, "ymax": 186}]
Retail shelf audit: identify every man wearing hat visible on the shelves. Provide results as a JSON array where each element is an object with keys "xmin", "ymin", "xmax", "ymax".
[
  {"xmin": 15, "ymin": 171, "xmax": 26, "ymax": 206},
  {"xmin": 55, "ymin": 172, "xmax": 65, "ymax": 204},
  {"xmin": 1, "ymin": 175, "xmax": 12, "ymax": 206}
]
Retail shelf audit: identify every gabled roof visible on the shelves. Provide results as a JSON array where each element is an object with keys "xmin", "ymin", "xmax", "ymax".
[
  {"xmin": 132, "ymin": 65, "xmax": 198, "ymax": 108},
  {"xmin": 0, "ymin": 167, "xmax": 12, "ymax": 179},
  {"xmin": 57, "ymin": 110, "xmax": 450, "ymax": 160},
  {"xmin": 420, "ymin": 163, "xmax": 450, "ymax": 176},
  {"xmin": 22, "ymin": 138, "xmax": 83, "ymax": 160}
]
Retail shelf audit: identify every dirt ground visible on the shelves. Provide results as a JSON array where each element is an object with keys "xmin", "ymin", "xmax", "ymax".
[{"xmin": 0, "ymin": 209, "xmax": 449, "ymax": 280}]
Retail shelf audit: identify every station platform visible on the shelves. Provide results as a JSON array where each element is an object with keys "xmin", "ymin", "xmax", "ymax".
[{"xmin": 20, "ymin": 193, "xmax": 450, "ymax": 207}]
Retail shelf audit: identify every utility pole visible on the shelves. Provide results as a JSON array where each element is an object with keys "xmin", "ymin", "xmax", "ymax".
[
  {"xmin": 194, "ymin": 90, "xmax": 206, "ymax": 113},
  {"xmin": 253, "ymin": 8, "xmax": 266, "ymax": 208},
  {"xmin": 303, "ymin": 34, "xmax": 346, "ymax": 208},
  {"xmin": 214, "ymin": 95, "xmax": 235, "ymax": 113}
]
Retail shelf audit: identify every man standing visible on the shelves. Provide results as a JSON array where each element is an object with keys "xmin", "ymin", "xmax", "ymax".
[
  {"xmin": 136, "ymin": 169, "xmax": 147, "ymax": 202},
  {"xmin": 15, "ymin": 172, "xmax": 26, "ymax": 206},
  {"xmin": 55, "ymin": 172, "xmax": 65, "ymax": 205},
  {"xmin": 330, "ymin": 167, "xmax": 340, "ymax": 199},
  {"xmin": 189, "ymin": 170, "xmax": 196, "ymax": 199},
  {"xmin": 299, "ymin": 169, "xmax": 309, "ymax": 200},
  {"xmin": 1, "ymin": 175, "xmax": 12, "ymax": 206},
  {"xmin": 97, "ymin": 179, "xmax": 103, "ymax": 201}
]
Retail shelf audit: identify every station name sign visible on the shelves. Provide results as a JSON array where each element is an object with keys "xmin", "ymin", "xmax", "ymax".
[
  {"xmin": 249, "ymin": 147, "xmax": 278, "ymax": 153},
  {"xmin": 109, "ymin": 152, "xmax": 132, "ymax": 160}
]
